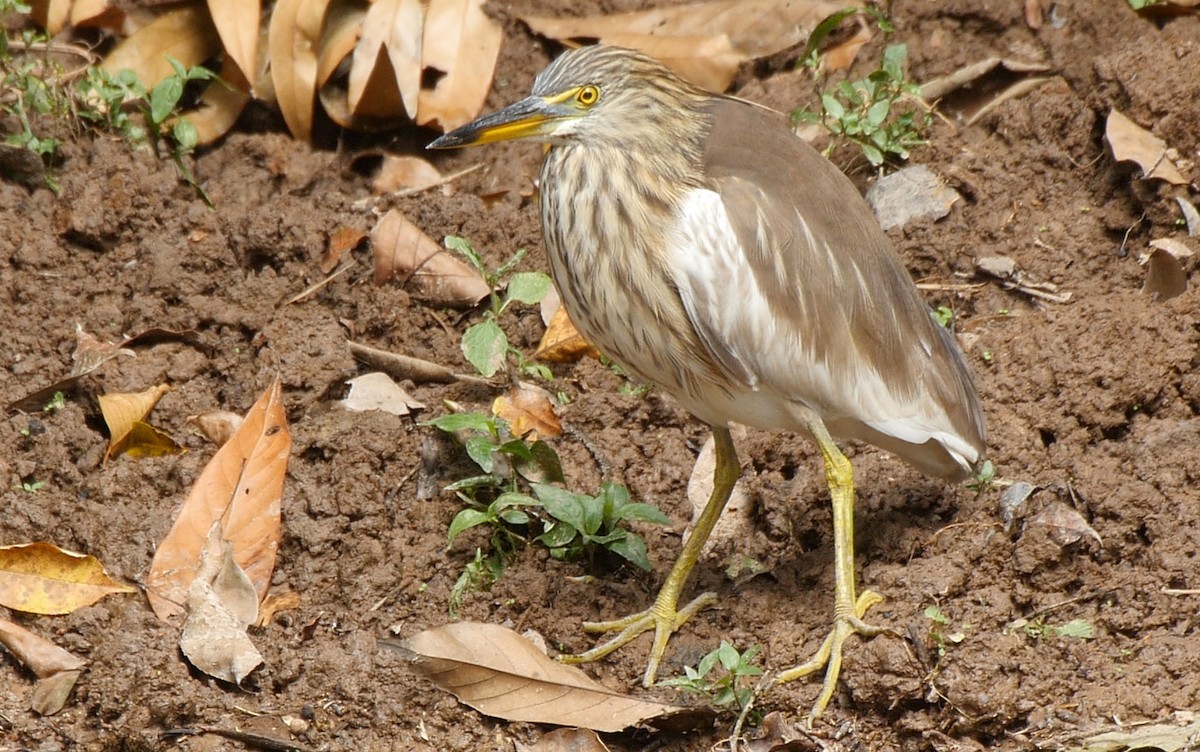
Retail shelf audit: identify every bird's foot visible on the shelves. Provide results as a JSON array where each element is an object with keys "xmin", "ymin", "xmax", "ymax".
[
  {"xmin": 775, "ymin": 589, "xmax": 895, "ymax": 727},
  {"xmin": 558, "ymin": 591, "xmax": 719, "ymax": 686}
]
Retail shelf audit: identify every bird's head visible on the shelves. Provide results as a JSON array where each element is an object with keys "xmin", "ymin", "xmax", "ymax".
[{"xmin": 428, "ymin": 45, "xmax": 704, "ymax": 150}]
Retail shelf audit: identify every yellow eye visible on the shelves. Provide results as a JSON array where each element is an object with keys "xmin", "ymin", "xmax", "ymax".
[{"xmin": 576, "ymin": 85, "xmax": 599, "ymax": 106}]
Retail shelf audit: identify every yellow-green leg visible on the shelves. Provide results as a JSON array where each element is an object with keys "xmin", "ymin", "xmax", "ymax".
[
  {"xmin": 560, "ymin": 425, "xmax": 740, "ymax": 687},
  {"xmin": 775, "ymin": 419, "xmax": 891, "ymax": 725}
]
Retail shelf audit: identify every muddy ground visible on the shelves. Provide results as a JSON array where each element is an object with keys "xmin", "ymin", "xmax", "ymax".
[{"xmin": 3, "ymin": 1, "xmax": 1200, "ymax": 750}]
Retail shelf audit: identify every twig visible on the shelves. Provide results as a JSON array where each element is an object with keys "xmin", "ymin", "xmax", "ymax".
[
  {"xmin": 390, "ymin": 162, "xmax": 485, "ymax": 198},
  {"xmin": 283, "ymin": 258, "xmax": 356, "ymax": 305}
]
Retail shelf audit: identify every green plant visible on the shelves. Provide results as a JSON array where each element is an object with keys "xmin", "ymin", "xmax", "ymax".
[
  {"xmin": 791, "ymin": 8, "xmax": 930, "ymax": 168},
  {"xmin": 659, "ymin": 641, "xmax": 763, "ymax": 711},
  {"xmin": 446, "ymin": 236, "xmax": 553, "ymax": 380},
  {"xmin": 18, "ymin": 479, "xmax": 46, "ymax": 493},
  {"xmin": 1, "ymin": 25, "xmax": 70, "ymax": 190},
  {"xmin": 1019, "ymin": 617, "xmax": 1095, "ymax": 641},
  {"xmin": 42, "ymin": 391, "xmax": 65, "ymax": 413},
  {"xmin": 923, "ymin": 604, "xmax": 969, "ymax": 658},
  {"xmin": 427, "ymin": 410, "xmax": 669, "ymax": 613},
  {"xmin": 966, "ymin": 459, "xmax": 996, "ymax": 494},
  {"xmin": 933, "ymin": 305, "xmax": 954, "ymax": 328}
]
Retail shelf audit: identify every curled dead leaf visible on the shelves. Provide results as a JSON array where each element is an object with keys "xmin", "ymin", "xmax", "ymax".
[
  {"xmin": 100, "ymin": 3, "xmax": 222, "ymax": 88},
  {"xmin": 493, "ymin": 382, "xmax": 562, "ymax": 440},
  {"xmin": 269, "ymin": 0, "xmax": 329, "ymax": 141},
  {"xmin": 342, "ymin": 371, "xmax": 426, "ymax": 416},
  {"xmin": 515, "ymin": 728, "xmax": 611, "ymax": 752},
  {"xmin": 383, "ymin": 622, "xmax": 686, "ymax": 732},
  {"xmin": 1105, "ymin": 109, "xmax": 1188, "ymax": 185},
  {"xmin": 0, "ymin": 617, "xmax": 88, "ymax": 677},
  {"xmin": 186, "ymin": 410, "xmax": 245, "ymax": 446},
  {"xmin": 348, "ymin": 0, "xmax": 423, "ymax": 118},
  {"xmin": 372, "ymin": 155, "xmax": 444, "ymax": 195},
  {"xmin": 1027, "ymin": 501, "xmax": 1101, "ymax": 548},
  {"xmin": 534, "ymin": 306, "xmax": 601, "ymax": 364},
  {"xmin": 1141, "ymin": 238, "xmax": 1194, "ymax": 302},
  {"xmin": 0, "ymin": 542, "xmax": 137, "ymax": 615},
  {"xmin": 98, "ymin": 384, "xmax": 176, "ymax": 462},
  {"xmin": 417, "ymin": 0, "xmax": 503, "ymax": 130}
]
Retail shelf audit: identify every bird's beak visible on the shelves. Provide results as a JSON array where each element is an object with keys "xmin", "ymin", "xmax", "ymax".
[{"xmin": 428, "ymin": 96, "xmax": 569, "ymax": 149}]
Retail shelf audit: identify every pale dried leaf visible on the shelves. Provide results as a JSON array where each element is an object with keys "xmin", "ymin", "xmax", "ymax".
[
  {"xmin": 493, "ymin": 382, "xmax": 562, "ymax": 440},
  {"xmin": 207, "ymin": 0, "xmax": 260, "ymax": 85},
  {"xmin": 0, "ymin": 617, "xmax": 87, "ymax": 677},
  {"xmin": 515, "ymin": 728, "xmax": 611, "ymax": 752},
  {"xmin": 416, "ymin": 0, "xmax": 503, "ymax": 130},
  {"xmin": 342, "ymin": 371, "xmax": 426, "ymax": 416},
  {"xmin": 98, "ymin": 384, "xmax": 172, "ymax": 461},
  {"xmin": 348, "ymin": 340, "xmax": 462, "ymax": 384},
  {"xmin": 1105, "ymin": 109, "xmax": 1188, "ymax": 185},
  {"xmin": 519, "ymin": 0, "xmax": 853, "ymax": 60},
  {"xmin": 71, "ymin": 325, "xmax": 135, "ymax": 377},
  {"xmin": 370, "ymin": 209, "xmax": 490, "ymax": 306},
  {"xmin": 372, "ymin": 155, "xmax": 443, "ymax": 194},
  {"xmin": 1070, "ymin": 718, "xmax": 1200, "ymax": 752},
  {"xmin": 31, "ymin": 669, "xmax": 82, "ymax": 716},
  {"xmin": 316, "ymin": 0, "xmax": 364, "ymax": 89},
  {"xmin": 269, "ymin": 0, "xmax": 330, "ymax": 141},
  {"xmin": 256, "ymin": 587, "xmax": 302, "ymax": 627},
  {"xmin": 1141, "ymin": 239, "xmax": 1194, "ymax": 302},
  {"xmin": 349, "ymin": 0, "xmax": 423, "ymax": 117},
  {"xmin": 70, "ymin": 0, "xmax": 123, "ymax": 30},
  {"xmin": 101, "ymin": 3, "xmax": 222, "ymax": 88},
  {"xmin": 385, "ymin": 622, "xmax": 684, "ymax": 732},
  {"xmin": 186, "ymin": 410, "xmax": 245, "ymax": 446},
  {"xmin": 596, "ymin": 33, "xmax": 740, "ymax": 91},
  {"xmin": 866, "ymin": 165, "xmax": 960, "ymax": 231},
  {"xmin": 30, "ymin": 0, "xmax": 71, "ymax": 35},
  {"xmin": 179, "ymin": 525, "xmax": 264, "ymax": 684},
  {"xmin": 1028, "ymin": 502, "xmax": 1101, "ymax": 547},
  {"xmin": 322, "ymin": 226, "xmax": 368, "ymax": 272},
  {"xmin": 146, "ymin": 381, "xmax": 290, "ymax": 626},
  {"xmin": 687, "ymin": 429, "xmax": 753, "ymax": 558}
]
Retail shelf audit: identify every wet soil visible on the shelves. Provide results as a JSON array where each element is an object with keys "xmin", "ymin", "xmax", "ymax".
[{"xmin": 3, "ymin": 1, "xmax": 1200, "ymax": 750}]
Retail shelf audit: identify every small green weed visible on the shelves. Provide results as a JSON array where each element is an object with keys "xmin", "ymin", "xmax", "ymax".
[
  {"xmin": 924, "ymin": 604, "xmax": 969, "ymax": 658},
  {"xmin": 427, "ymin": 410, "xmax": 669, "ymax": 614},
  {"xmin": 966, "ymin": 459, "xmax": 996, "ymax": 494},
  {"xmin": 42, "ymin": 391, "xmax": 65, "ymax": 413},
  {"xmin": 933, "ymin": 305, "xmax": 954, "ymax": 328},
  {"xmin": 446, "ymin": 236, "xmax": 553, "ymax": 380},
  {"xmin": 1017, "ymin": 617, "xmax": 1095, "ymax": 641},
  {"xmin": 659, "ymin": 641, "xmax": 763, "ymax": 712},
  {"xmin": 791, "ymin": 8, "xmax": 930, "ymax": 168},
  {"xmin": 18, "ymin": 479, "xmax": 46, "ymax": 493}
]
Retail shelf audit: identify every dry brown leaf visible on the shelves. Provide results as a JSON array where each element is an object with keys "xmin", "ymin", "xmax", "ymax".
[
  {"xmin": 384, "ymin": 622, "xmax": 684, "ymax": 732},
  {"xmin": 1141, "ymin": 238, "xmax": 1194, "ymax": 302},
  {"xmin": 316, "ymin": 0, "xmax": 364, "ymax": 89},
  {"xmin": 341, "ymin": 371, "xmax": 426, "ymax": 416},
  {"xmin": 372, "ymin": 155, "xmax": 443, "ymax": 194},
  {"xmin": 598, "ymin": 33, "xmax": 740, "ymax": 91},
  {"xmin": 370, "ymin": 209, "xmax": 491, "ymax": 306},
  {"xmin": 111, "ymin": 420, "xmax": 185, "ymax": 459},
  {"xmin": 0, "ymin": 542, "xmax": 136, "ymax": 615},
  {"xmin": 146, "ymin": 380, "xmax": 291, "ymax": 626},
  {"xmin": 179, "ymin": 524, "xmax": 264, "ymax": 684},
  {"xmin": 820, "ymin": 20, "xmax": 872, "ymax": 73},
  {"xmin": 1027, "ymin": 502, "xmax": 1102, "ymax": 547},
  {"xmin": 0, "ymin": 618, "xmax": 87, "ymax": 677},
  {"xmin": 347, "ymin": 340, "xmax": 473, "ymax": 384},
  {"xmin": 322, "ymin": 226, "xmax": 368, "ymax": 272},
  {"xmin": 256, "ymin": 587, "xmax": 302, "ymax": 627},
  {"xmin": 919, "ymin": 57, "xmax": 1054, "ymax": 127},
  {"xmin": 186, "ymin": 55, "xmax": 252, "ymax": 146},
  {"xmin": 31, "ymin": 668, "xmax": 83, "ymax": 716},
  {"xmin": 101, "ymin": 2, "xmax": 222, "ymax": 88},
  {"xmin": 534, "ymin": 306, "xmax": 601, "ymax": 363},
  {"xmin": 515, "ymin": 728, "xmax": 611, "ymax": 752},
  {"xmin": 416, "ymin": 0, "xmax": 503, "ymax": 130},
  {"xmin": 30, "ymin": 0, "xmax": 71, "ymax": 35},
  {"xmin": 186, "ymin": 410, "xmax": 245, "ymax": 446},
  {"xmin": 98, "ymin": 383, "xmax": 172, "ymax": 461},
  {"xmin": 207, "ymin": 0, "xmax": 260, "ymax": 85},
  {"xmin": 70, "ymin": 0, "xmax": 125, "ymax": 30},
  {"xmin": 1105, "ymin": 109, "xmax": 1188, "ymax": 185},
  {"xmin": 348, "ymin": 0, "xmax": 423, "ymax": 117},
  {"xmin": 742, "ymin": 711, "xmax": 809, "ymax": 751},
  {"xmin": 269, "ymin": 0, "xmax": 329, "ymax": 140},
  {"xmin": 71, "ymin": 325, "xmax": 136, "ymax": 377},
  {"xmin": 518, "ymin": 0, "xmax": 851, "ymax": 89},
  {"xmin": 493, "ymin": 382, "xmax": 562, "ymax": 440}
]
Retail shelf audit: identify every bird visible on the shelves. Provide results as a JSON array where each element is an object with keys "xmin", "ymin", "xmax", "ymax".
[{"xmin": 429, "ymin": 44, "xmax": 986, "ymax": 722}]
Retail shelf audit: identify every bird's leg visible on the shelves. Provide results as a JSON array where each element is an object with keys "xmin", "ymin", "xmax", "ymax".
[
  {"xmin": 775, "ymin": 420, "xmax": 893, "ymax": 726},
  {"xmin": 559, "ymin": 425, "xmax": 740, "ymax": 687}
]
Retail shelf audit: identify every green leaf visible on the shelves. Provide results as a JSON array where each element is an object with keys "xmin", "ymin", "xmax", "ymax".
[
  {"xmin": 462, "ymin": 319, "xmax": 507, "ymax": 377},
  {"xmin": 1049, "ymin": 619, "xmax": 1095, "ymax": 639},
  {"xmin": 149, "ymin": 77, "xmax": 184, "ymax": 125},
  {"xmin": 448, "ymin": 508, "xmax": 491, "ymax": 543},
  {"xmin": 423, "ymin": 411, "xmax": 494, "ymax": 434},
  {"xmin": 579, "ymin": 495, "xmax": 605, "ymax": 537},
  {"xmin": 444, "ymin": 474, "xmax": 502, "ymax": 493},
  {"xmin": 717, "ymin": 641, "xmax": 741, "ymax": 671},
  {"xmin": 465, "ymin": 434, "xmax": 496, "ymax": 473},
  {"xmin": 504, "ymin": 272, "xmax": 552, "ymax": 306},
  {"xmin": 798, "ymin": 6, "xmax": 864, "ymax": 67},
  {"xmin": 172, "ymin": 118, "xmax": 197, "ymax": 152},
  {"xmin": 499, "ymin": 509, "xmax": 529, "ymax": 525},
  {"xmin": 607, "ymin": 532, "xmax": 652, "ymax": 571},
  {"xmin": 515, "ymin": 440, "xmax": 565, "ymax": 484},
  {"xmin": 537, "ymin": 520, "xmax": 578, "ymax": 548},
  {"xmin": 445, "ymin": 235, "xmax": 484, "ymax": 275},
  {"xmin": 698, "ymin": 648, "xmax": 720, "ymax": 677},
  {"xmin": 615, "ymin": 502, "xmax": 671, "ymax": 525},
  {"xmin": 866, "ymin": 98, "xmax": 891, "ymax": 128},
  {"xmin": 533, "ymin": 483, "xmax": 588, "ymax": 532},
  {"xmin": 882, "ymin": 44, "xmax": 908, "ymax": 81},
  {"xmin": 860, "ymin": 142, "xmax": 885, "ymax": 166},
  {"xmin": 494, "ymin": 492, "xmax": 538, "ymax": 511},
  {"xmin": 497, "ymin": 438, "xmax": 534, "ymax": 461},
  {"xmin": 821, "ymin": 94, "xmax": 845, "ymax": 120}
]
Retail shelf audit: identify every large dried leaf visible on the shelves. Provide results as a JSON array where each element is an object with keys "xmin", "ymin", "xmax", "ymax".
[
  {"xmin": 416, "ymin": 0, "xmax": 503, "ymax": 130},
  {"xmin": 207, "ymin": 0, "xmax": 260, "ymax": 85},
  {"xmin": 348, "ymin": 0, "xmax": 423, "ymax": 117},
  {"xmin": 101, "ymin": 2, "xmax": 222, "ymax": 88},
  {"xmin": 370, "ymin": 209, "xmax": 490, "ymax": 306},
  {"xmin": 316, "ymin": 0, "xmax": 366, "ymax": 89},
  {"xmin": 146, "ymin": 381, "xmax": 291, "ymax": 626},
  {"xmin": 518, "ymin": 0, "xmax": 851, "ymax": 90},
  {"xmin": 186, "ymin": 55, "xmax": 252, "ymax": 146},
  {"xmin": 535, "ymin": 305, "xmax": 601, "ymax": 364},
  {"xmin": 179, "ymin": 525, "xmax": 263, "ymax": 684},
  {"xmin": 385, "ymin": 622, "xmax": 684, "ymax": 732},
  {"xmin": 30, "ymin": 0, "xmax": 71, "ymax": 35},
  {"xmin": 515, "ymin": 728, "xmax": 610, "ymax": 752},
  {"xmin": 1141, "ymin": 238, "xmax": 1194, "ymax": 302},
  {"xmin": 372, "ymin": 155, "xmax": 443, "ymax": 194},
  {"xmin": 341, "ymin": 372, "xmax": 426, "ymax": 416},
  {"xmin": 1105, "ymin": 109, "xmax": 1188, "ymax": 185},
  {"xmin": 0, "ymin": 542, "xmax": 136, "ymax": 615},
  {"xmin": 269, "ymin": 0, "xmax": 330, "ymax": 140}
]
